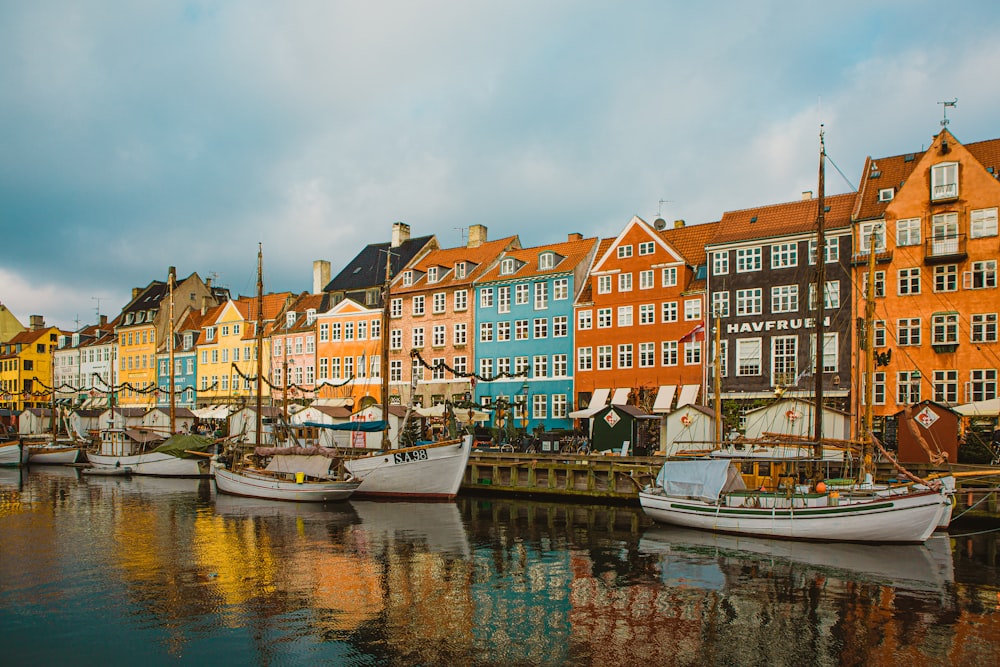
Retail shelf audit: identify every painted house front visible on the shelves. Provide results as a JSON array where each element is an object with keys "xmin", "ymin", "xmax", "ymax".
[{"xmin": 314, "ymin": 297, "xmax": 384, "ymax": 409}]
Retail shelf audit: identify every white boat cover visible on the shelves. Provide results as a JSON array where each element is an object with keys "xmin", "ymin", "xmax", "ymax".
[
  {"xmin": 264, "ymin": 454, "xmax": 332, "ymax": 478},
  {"xmin": 655, "ymin": 459, "xmax": 746, "ymax": 503}
]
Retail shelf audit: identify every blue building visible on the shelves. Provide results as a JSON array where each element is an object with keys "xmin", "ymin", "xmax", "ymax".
[
  {"xmin": 474, "ymin": 234, "xmax": 598, "ymax": 435},
  {"xmin": 156, "ymin": 307, "xmax": 210, "ymax": 408}
]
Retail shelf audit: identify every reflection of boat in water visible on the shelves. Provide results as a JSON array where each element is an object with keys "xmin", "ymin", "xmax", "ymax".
[
  {"xmin": 82, "ymin": 472, "xmax": 205, "ymax": 497},
  {"xmin": 638, "ymin": 525, "xmax": 954, "ymax": 592},
  {"xmin": 0, "ymin": 440, "xmax": 27, "ymax": 467},
  {"xmin": 28, "ymin": 465, "xmax": 81, "ymax": 482},
  {"xmin": 213, "ymin": 490, "xmax": 360, "ymax": 522},
  {"xmin": 0, "ymin": 466, "xmax": 23, "ymax": 490},
  {"xmin": 350, "ymin": 500, "xmax": 470, "ymax": 557}
]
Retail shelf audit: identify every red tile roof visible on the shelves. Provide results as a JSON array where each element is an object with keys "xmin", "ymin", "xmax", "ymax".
[
  {"xmin": 477, "ymin": 236, "xmax": 598, "ymax": 283},
  {"xmin": 394, "ymin": 236, "xmax": 521, "ymax": 294},
  {"xmin": 712, "ymin": 192, "xmax": 855, "ymax": 245},
  {"xmin": 658, "ymin": 221, "xmax": 719, "ymax": 266}
]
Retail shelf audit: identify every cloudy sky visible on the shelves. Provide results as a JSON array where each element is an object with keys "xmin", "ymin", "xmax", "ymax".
[{"xmin": 2, "ymin": 1, "xmax": 999, "ymax": 331}]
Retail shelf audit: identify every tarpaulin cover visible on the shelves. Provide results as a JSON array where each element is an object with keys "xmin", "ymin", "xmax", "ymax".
[
  {"xmin": 655, "ymin": 459, "xmax": 746, "ymax": 503},
  {"xmin": 304, "ymin": 420, "xmax": 388, "ymax": 432},
  {"xmin": 152, "ymin": 434, "xmax": 213, "ymax": 458},
  {"xmin": 263, "ymin": 454, "xmax": 333, "ymax": 477}
]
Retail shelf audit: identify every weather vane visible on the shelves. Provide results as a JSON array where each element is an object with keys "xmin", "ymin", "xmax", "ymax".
[{"xmin": 938, "ymin": 98, "xmax": 957, "ymax": 127}]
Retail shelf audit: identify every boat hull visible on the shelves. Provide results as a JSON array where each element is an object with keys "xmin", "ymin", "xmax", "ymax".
[
  {"xmin": 213, "ymin": 465, "xmax": 359, "ymax": 502},
  {"xmin": 0, "ymin": 441, "xmax": 27, "ymax": 467},
  {"xmin": 345, "ymin": 436, "xmax": 472, "ymax": 499},
  {"xmin": 87, "ymin": 452, "xmax": 208, "ymax": 477},
  {"xmin": 27, "ymin": 445, "xmax": 82, "ymax": 465},
  {"xmin": 639, "ymin": 488, "xmax": 947, "ymax": 543}
]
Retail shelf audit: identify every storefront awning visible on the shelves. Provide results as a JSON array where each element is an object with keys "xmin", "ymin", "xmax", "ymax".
[
  {"xmin": 652, "ymin": 385, "xmax": 677, "ymax": 413},
  {"xmin": 676, "ymin": 385, "xmax": 700, "ymax": 409},
  {"xmin": 610, "ymin": 388, "xmax": 631, "ymax": 405},
  {"xmin": 568, "ymin": 388, "xmax": 610, "ymax": 419}
]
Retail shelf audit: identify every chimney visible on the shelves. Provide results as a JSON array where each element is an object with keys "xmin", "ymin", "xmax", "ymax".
[
  {"xmin": 567, "ymin": 232, "xmax": 583, "ymax": 242},
  {"xmin": 391, "ymin": 221, "xmax": 411, "ymax": 248},
  {"xmin": 201, "ymin": 296, "xmax": 210, "ymax": 316},
  {"xmin": 100, "ymin": 314, "xmax": 108, "ymax": 326},
  {"xmin": 206, "ymin": 277, "xmax": 212, "ymax": 288},
  {"xmin": 673, "ymin": 219, "xmax": 685, "ymax": 229},
  {"xmin": 468, "ymin": 224, "xmax": 487, "ymax": 248},
  {"xmin": 801, "ymin": 190, "xmax": 813, "ymax": 200},
  {"xmin": 132, "ymin": 287, "xmax": 141, "ymax": 299},
  {"xmin": 313, "ymin": 260, "xmax": 331, "ymax": 294},
  {"xmin": 168, "ymin": 266, "xmax": 176, "ymax": 284},
  {"xmin": 29, "ymin": 315, "xmax": 44, "ymax": 330}
]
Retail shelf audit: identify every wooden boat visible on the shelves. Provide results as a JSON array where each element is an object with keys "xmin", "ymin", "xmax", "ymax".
[
  {"xmin": 0, "ymin": 440, "xmax": 27, "ymax": 467},
  {"xmin": 88, "ymin": 430, "xmax": 213, "ymax": 477},
  {"xmin": 26, "ymin": 441, "xmax": 82, "ymax": 465},
  {"xmin": 638, "ymin": 458, "xmax": 947, "ymax": 543},
  {"xmin": 213, "ymin": 460, "xmax": 360, "ymax": 502}
]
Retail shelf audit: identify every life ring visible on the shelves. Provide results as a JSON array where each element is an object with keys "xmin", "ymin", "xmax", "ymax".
[{"xmin": 680, "ymin": 414, "xmax": 692, "ymax": 426}]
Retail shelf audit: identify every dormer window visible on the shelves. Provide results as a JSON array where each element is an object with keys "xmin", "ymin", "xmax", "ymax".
[
  {"xmin": 500, "ymin": 258, "xmax": 516, "ymax": 275},
  {"xmin": 931, "ymin": 162, "xmax": 958, "ymax": 201},
  {"xmin": 134, "ymin": 312, "xmax": 144, "ymax": 324},
  {"xmin": 539, "ymin": 252, "xmax": 555, "ymax": 270},
  {"xmin": 455, "ymin": 262, "xmax": 466, "ymax": 279},
  {"xmin": 183, "ymin": 333, "xmax": 193, "ymax": 350},
  {"xmin": 306, "ymin": 308, "xmax": 316, "ymax": 325},
  {"xmin": 428, "ymin": 267, "xmax": 438, "ymax": 283},
  {"xmin": 878, "ymin": 188, "xmax": 894, "ymax": 202},
  {"xmin": 125, "ymin": 313, "xmax": 134, "ymax": 325},
  {"xmin": 206, "ymin": 327, "xmax": 216, "ymax": 341},
  {"xmin": 403, "ymin": 271, "xmax": 413, "ymax": 287},
  {"xmin": 286, "ymin": 312, "xmax": 296, "ymax": 327},
  {"xmin": 148, "ymin": 310, "xmax": 156, "ymax": 321}
]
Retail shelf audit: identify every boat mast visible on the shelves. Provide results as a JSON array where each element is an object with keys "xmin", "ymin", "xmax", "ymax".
[
  {"xmin": 713, "ymin": 314, "xmax": 723, "ymax": 444},
  {"xmin": 168, "ymin": 269, "xmax": 176, "ymax": 435},
  {"xmin": 380, "ymin": 246, "xmax": 392, "ymax": 450},
  {"xmin": 255, "ymin": 244, "xmax": 264, "ymax": 447},
  {"xmin": 813, "ymin": 126, "xmax": 826, "ymax": 457},
  {"xmin": 862, "ymin": 229, "xmax": 878, "ymax": 480}
]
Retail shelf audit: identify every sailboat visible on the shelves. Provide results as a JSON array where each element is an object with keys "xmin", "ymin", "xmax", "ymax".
[
  {"xmin": 25, "ymin": 400, "xmax": 83, "ymax": 465},
  {"xmin": 305, "ymin": 242, "xmax": 472, "ymax": 499},
  {"xmin": 212, "ymin": 245, "xmax": 361, "ymax": 502},
  {"xmin": 639, "ymin": 129, "xmax": 950, "ymax": 543},
  {"xmin": 0, "ymin": 438, "xmax": 26, "ymax": 467}
]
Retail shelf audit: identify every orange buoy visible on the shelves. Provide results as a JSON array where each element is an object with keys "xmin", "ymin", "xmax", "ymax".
[{"xmin": 815, "ymin": 481, "xmax": 827, "ymax": 493}]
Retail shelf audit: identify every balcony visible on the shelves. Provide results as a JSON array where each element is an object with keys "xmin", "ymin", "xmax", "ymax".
[
  {"xmin": 924, "ymin": 234, "xmax": 967, "ymax": 265},
  {"xmin": 931, "ymin": 183, "xmax": 958, "ymax": 201}
]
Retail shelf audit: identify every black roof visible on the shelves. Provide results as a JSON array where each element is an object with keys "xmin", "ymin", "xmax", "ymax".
[{"xmin": 324, "ymin": 236, "xmax": 435, "ymax": 293}]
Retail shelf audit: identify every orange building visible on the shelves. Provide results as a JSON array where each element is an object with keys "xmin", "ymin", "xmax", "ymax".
[
  {"xmin": 313, "ymin": 295, "xmax": 385, "ymax": 409},
  {"xmin": 852, "ymin": 128, "xmax": 1000, "ymax": 452},
  {"xmin": 572, "ymin": 216, "xmax": 718, "ymax": 418}
]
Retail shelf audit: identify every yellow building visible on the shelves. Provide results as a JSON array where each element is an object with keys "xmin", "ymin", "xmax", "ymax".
[
  {"xmin": 0, "ymin": 302, "xmax": 25, "ymax": 344},
  {"xmin": 196, "ymin": 293, "xmax": 291, "ymax": 406},
  {"xmin": 0, "ymin": 319, "xmax": 64, "ymax": 411}
]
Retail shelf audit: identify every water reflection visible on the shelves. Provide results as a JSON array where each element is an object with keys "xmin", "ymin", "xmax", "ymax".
[{"xmin": 1, "ymin": 470, "xmax": 999, "ymax": 666}]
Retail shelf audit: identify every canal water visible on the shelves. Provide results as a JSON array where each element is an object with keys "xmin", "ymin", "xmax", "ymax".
[{"xmin": 1, "ymin": 467, "xmax": 999, "ymax": 667}]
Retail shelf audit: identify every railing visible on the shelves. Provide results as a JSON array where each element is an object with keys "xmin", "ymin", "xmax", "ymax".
[
  {"xmin": 932, "ymin": 183, "xmax": 958, "ymax": 200},
  {"xmin": 924, "ymin": 233, "xmax": 967, "ymax": 262}
]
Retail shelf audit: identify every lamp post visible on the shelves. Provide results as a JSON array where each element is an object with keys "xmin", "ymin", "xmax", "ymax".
[
  {"xmin": 283, "ymin": 357, "xmax": 295, "ymax": 424},
  {"xmin": 521, "ymin": 382, "xmax": 529, "ymax": 433}
]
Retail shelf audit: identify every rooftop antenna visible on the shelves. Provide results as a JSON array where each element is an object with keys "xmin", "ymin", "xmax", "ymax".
[
  {"xmin": 91, "ymin": 296, "xmax": 102, "ymax": 320},
  {"xmin": 657, "ymin": 199, "xmax": 672, "ymax": 217},
  {"xmin": 939, "ymin": 98, "xmax": 957, "ymax": 127},
  {"xmin": 454, "ymin": 227, "xmax": 467, "ymax": 245}
]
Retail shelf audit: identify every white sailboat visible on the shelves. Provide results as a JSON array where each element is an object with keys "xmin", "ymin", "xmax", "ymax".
[
  {"xmin": 0, "ymin": 439, "xmax": 27, "ymax": 467},
  {"xmin": 212, "ymin": 245, "xmax": 360, "ymax": 502}
]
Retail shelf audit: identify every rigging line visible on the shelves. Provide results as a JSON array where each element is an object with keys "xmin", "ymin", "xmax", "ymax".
[{"xmin": 824, "ymin": 153, "xmax": 859, "ymax": 193}]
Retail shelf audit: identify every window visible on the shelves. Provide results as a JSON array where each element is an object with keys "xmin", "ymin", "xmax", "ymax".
[
  {"xmin": 501, "ymin": 258, "xmax": 516, "ymax": 275},
  {"xmin": 412, "ymin": 327, "xmax": 424, "ymax": 348},
  {"xmin": 432, "ymin": 292, "xmax": 446, "ymax": 314},
  {"xmin": 736, "ymin": 289, "xmax": 762, "ymax": 316},
  {"xmin": 319, "ymin": 323, "xmax": 329, "ymax": 342},
  {"xmin": 553, "ymin": 316, "xmax": 568, "ymax": 337},
  {"xmin": 553, "ymin": 278, "xmax": 568, "ymax": 300},
  {"xmin": 932, "ymin": 313, "xmax": 959, "ymax": 344},
  {"xmin": 617, "ymin": 245, "xmax": 633, "ymax": 259},
  {"xmin": 662, "ymin": 301, "xmax": 678, "ymax": 323},
  {"xmin": 771, "ymin": 285, "xmax": 798, "ymax": 313},
  {"xmin": 934, "ymin": 265, "xmax": 958, "ymax": 293},
  {"xmin": 480, "ymin": 288, "xmax": 494, "ymax": 308},
  {"xmin": 639, "ymin": 270, "xmax": 654, "ymax": 290},
  {"xmin": 872, "ymin": 372, "xmax": 886, "ymax": 405},
  {"xmin": 412, "ymin": 295, "xmax": 425, "ymax": 316},
  {"xmin": 810, "ymin": 332, "xmax": 838, "ymax": 373},
  {"xmin": 661, "ymin": 341, "xmax": 678, "ymax": 366},
  {"xmin": 638, "ymin": 342, "xmax": 655, "ymax": 367},
  {"xmin": 934, "ymin": 370, "xmax": 958, "ymax": 404},
  {"xmin": 515, "ymin": 320, "xmax": 529, "ymax": 340},
  {"xmin": 618, "ymin": 273, "xmax": 632, "ymax": 292},
  {"xmin": 221, "ymin": 324, "xmax": 230, "ymax": 337},
  {"xmin": 454, "ymin": 323, "xmax": 467, "ymax": 345},
  {"xmin": 577, "ymin": 310, "xmax": 592, "ymax": 330},
  {"xmin": 431, "ymin": 358, "xmax": 446, "ymax": 381},
  {"xmin": 639, "ymin": 304, "xmax": 655, "ymax": 325},
  {"xmin": 617, "ymin": 306, "xmax": 633, "ymax": 327},
  {"xmin": 577, "ymin": 347, "xmax": 592, "ymax": 371},
  {"xmin": 597, "ymin": 308, "xmax": 612, "ymax": 328},
  {"xmin": 533, "ymin": 318, "xmax": 548, "ymax": 339},
  {"xmin": 971, "ymin": 208, "xmax": 998, "ymax": 238},
  {"xmin": 496, "ymin": 357, "xmax": 510, "ymax": 376},
  {"xmin": 479, "ymin": 358, "xmax": 493, "ymax": 379},
  {"xmin": 639, "ymin": 241, "xmax": 655, "ymax": 255},
  {"xmin": 863, "ymin": 270, "xmax": 886, "ymax": 298},
  {"xmin": 771, "ymin": 336, "xmax": 798, "ymax": 385},
  {"xmin": 390, "ymin": 329, "xmax": 402, "ymax": 350},
  {"xmin": 452, "ymin": 356, "xmax": 466, "ymax": 375},
  {"xmin": 874, "ymin": 320, "xmax": 886, "ymax": 348},
  {"xmin": 371, "ymin": 319, "xmax": 381, "ymax": 340},
  {"xmin": 808, "ymin": 281, "xmax": 840, "ymax": 310},
  {"xmin": 455, "ymin": 262, "xmax": 466, "ymax": 279},
  {"xmin": 898, "ymin": 318, "xmax": 921, "ymax": 346},
  {"xmin": 714, "ymin": 339, "xmax": 728, "ymax": 378},
  {"xmin": 684, "ymin": 299, "xmax": 701, "ymax": 321},
  {"xmin": 515, "ymin": 284, "xmax": 529, "ymax": 305},
  {"xmin": 931, "ymin": 162, "xmax": 958, "ymax": 200},
  {"xmin": 736, "ymin": 338, "xmax": 762, "ymax": 376},
  {"xmin": 497, "ymin": 322, "xmax": 511, "ymax": 341},
  {"xmin": 403, "ymin": 271, "xmax": 413, "ymax": 286},
  {"xmin": 534, "ymin": 282, "xmax": 548, "ymax": 309},
  {"xmin": 972, "ymin": 313, "xmax": 998, "ymax": 343},
  {"xmin": 390, "ymin": 360, "xmax": 402, "ymax": 382},
  {"xmin": 553, "ymin": 354, "xmax": 567, "ymax": 377},
  {"xmin": 533, "ymin": 355, "xmax": 548, "ymax": 378},
  {"xmin": 356, "ymin": 322, "xmax": 366, "ymax": 341},
  {"xmin": 618, "ymin": 344, "xmax": 633, "ymax": 369},
  {"xmin": 597, "ymin": 345, "xmax": 613, "ymax": 370},
  {"xmin": 344, "ymin": 322, "xmax": 354, "ymax": 341},
  {"xmin": 480, "ymin": 322, "xmax": 493, "ymax": 342},
  {"xmin": 967, "ymin": 260, "xmax": 997, "ymax": 289},
  {"xmin": 498, "ymin": 287, "xmax": 511, "ymax": 313},
  {"xmin": 931, "ymin": 213, "xmax": 959, "ymax": 256},
  {"xmin": 684, "ymin": 341, "xmax": 701, "ymax": 365},
  {"xmin": 897, "ymin": 268, "xmax": 921, "ymax": 295},
  {"xmin": 736, "ymin": 247, "xmax": 762, "ymax": 272},
  {"xmin": 712, "ymin": 292, "xmax": 730, "ymax": 317},
  {"xmin": 770, "ymin": 242, "xmax": 798, "ymax": 269},
  {"xmin": 597, "ymin": 275, "xmax": 612, "ymax": 294},
  {"xmin": 532, "ymin": 394, "xmax": 547, "ymax": 420},
  {"xmin": 539, "ymin": 252, "xmax": 555, "ymax": 270},
  {"xmin": 344, "ymin": 356, "xmax": 355, "ymax": 379},
  {"xmin": 859, "ymin": 222, "xmax": 886, "ymax": 253},
  {"xmin": 391, "ymin": 298, "xmax": 402, "ymax": 318},
  {"xmin": 970, "ymin": 369, "xmax": 998, "ymax": 402},
  {"xmin": 897, "ymin": 371, "xmax": 921, "ymax": 404},
  {"xmin": 712, "ymin": 252, "xmax": 729, "ymax": 275},
  {"xmin": 808, "ymin": 237, "xmax": 839, "ymax": 264},
  {"xmin": 552, "ymin": 394, "xmax": 567, "ymax": 419},
  {"xmin": 897, "ymin": 218, "xmax": 921, "ymax": 246},
  {"xmin": 879, "ymin": 187, "xmax": 895, "ymax": 202},
  {"xmin": 514, "ymin": 356, "xmax": 529, "ymax": 376}
]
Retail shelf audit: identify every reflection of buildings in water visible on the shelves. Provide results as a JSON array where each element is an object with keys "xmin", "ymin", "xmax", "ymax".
[{"xmin": 0, "ymin": 467, "xmax": 24, "ymax": 515}]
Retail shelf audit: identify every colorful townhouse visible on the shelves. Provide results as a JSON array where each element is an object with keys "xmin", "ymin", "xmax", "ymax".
[
  {"xmin": 0, "ymin": 302, "xmax": 25, "ymax": 344},
  {"xmin": 473, "ymin": 233, "xmax": 598, "ymax": 433},
  {"xmin": 0, "ymin": 317, "xmax": 64, "ymax": 412},
  {"xmin": 706, "ymin": 192, "xmax": 856, "ymax": 420},
  {"xmin": 851, "ymin": 128, "xmax": 1000, "ymax": 441},
  {"xmin": 196, "ymin": 292, "xmax": 291, "ymax": 407},
  {"xmin": 270, "ymin": 292, "xmax": 324, "ymax": 411},
  {"xmin": 53, "ymin": 317, "xmax": 110, "ymax": 405},
  {"xmin": 572, "ymin": 216, "xmax": 717, "ymax": 420},
  {"xmin": 389, "ymin": 225, "xmax": 520, "ymax": 412},
  {"xmin": 78, "ymin": 318, "xmax": 119, "ymax": 410},
  {"xmin": 156, "ymin": 307, "xmax": 209, "ymax": 408},
  {"xmin": 315, "ymin": 221, "xmax": 437, "ymax": 409},
  {"xmin": 116, "ymin": 268, "xmax": 225, "ymax": 406}
]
